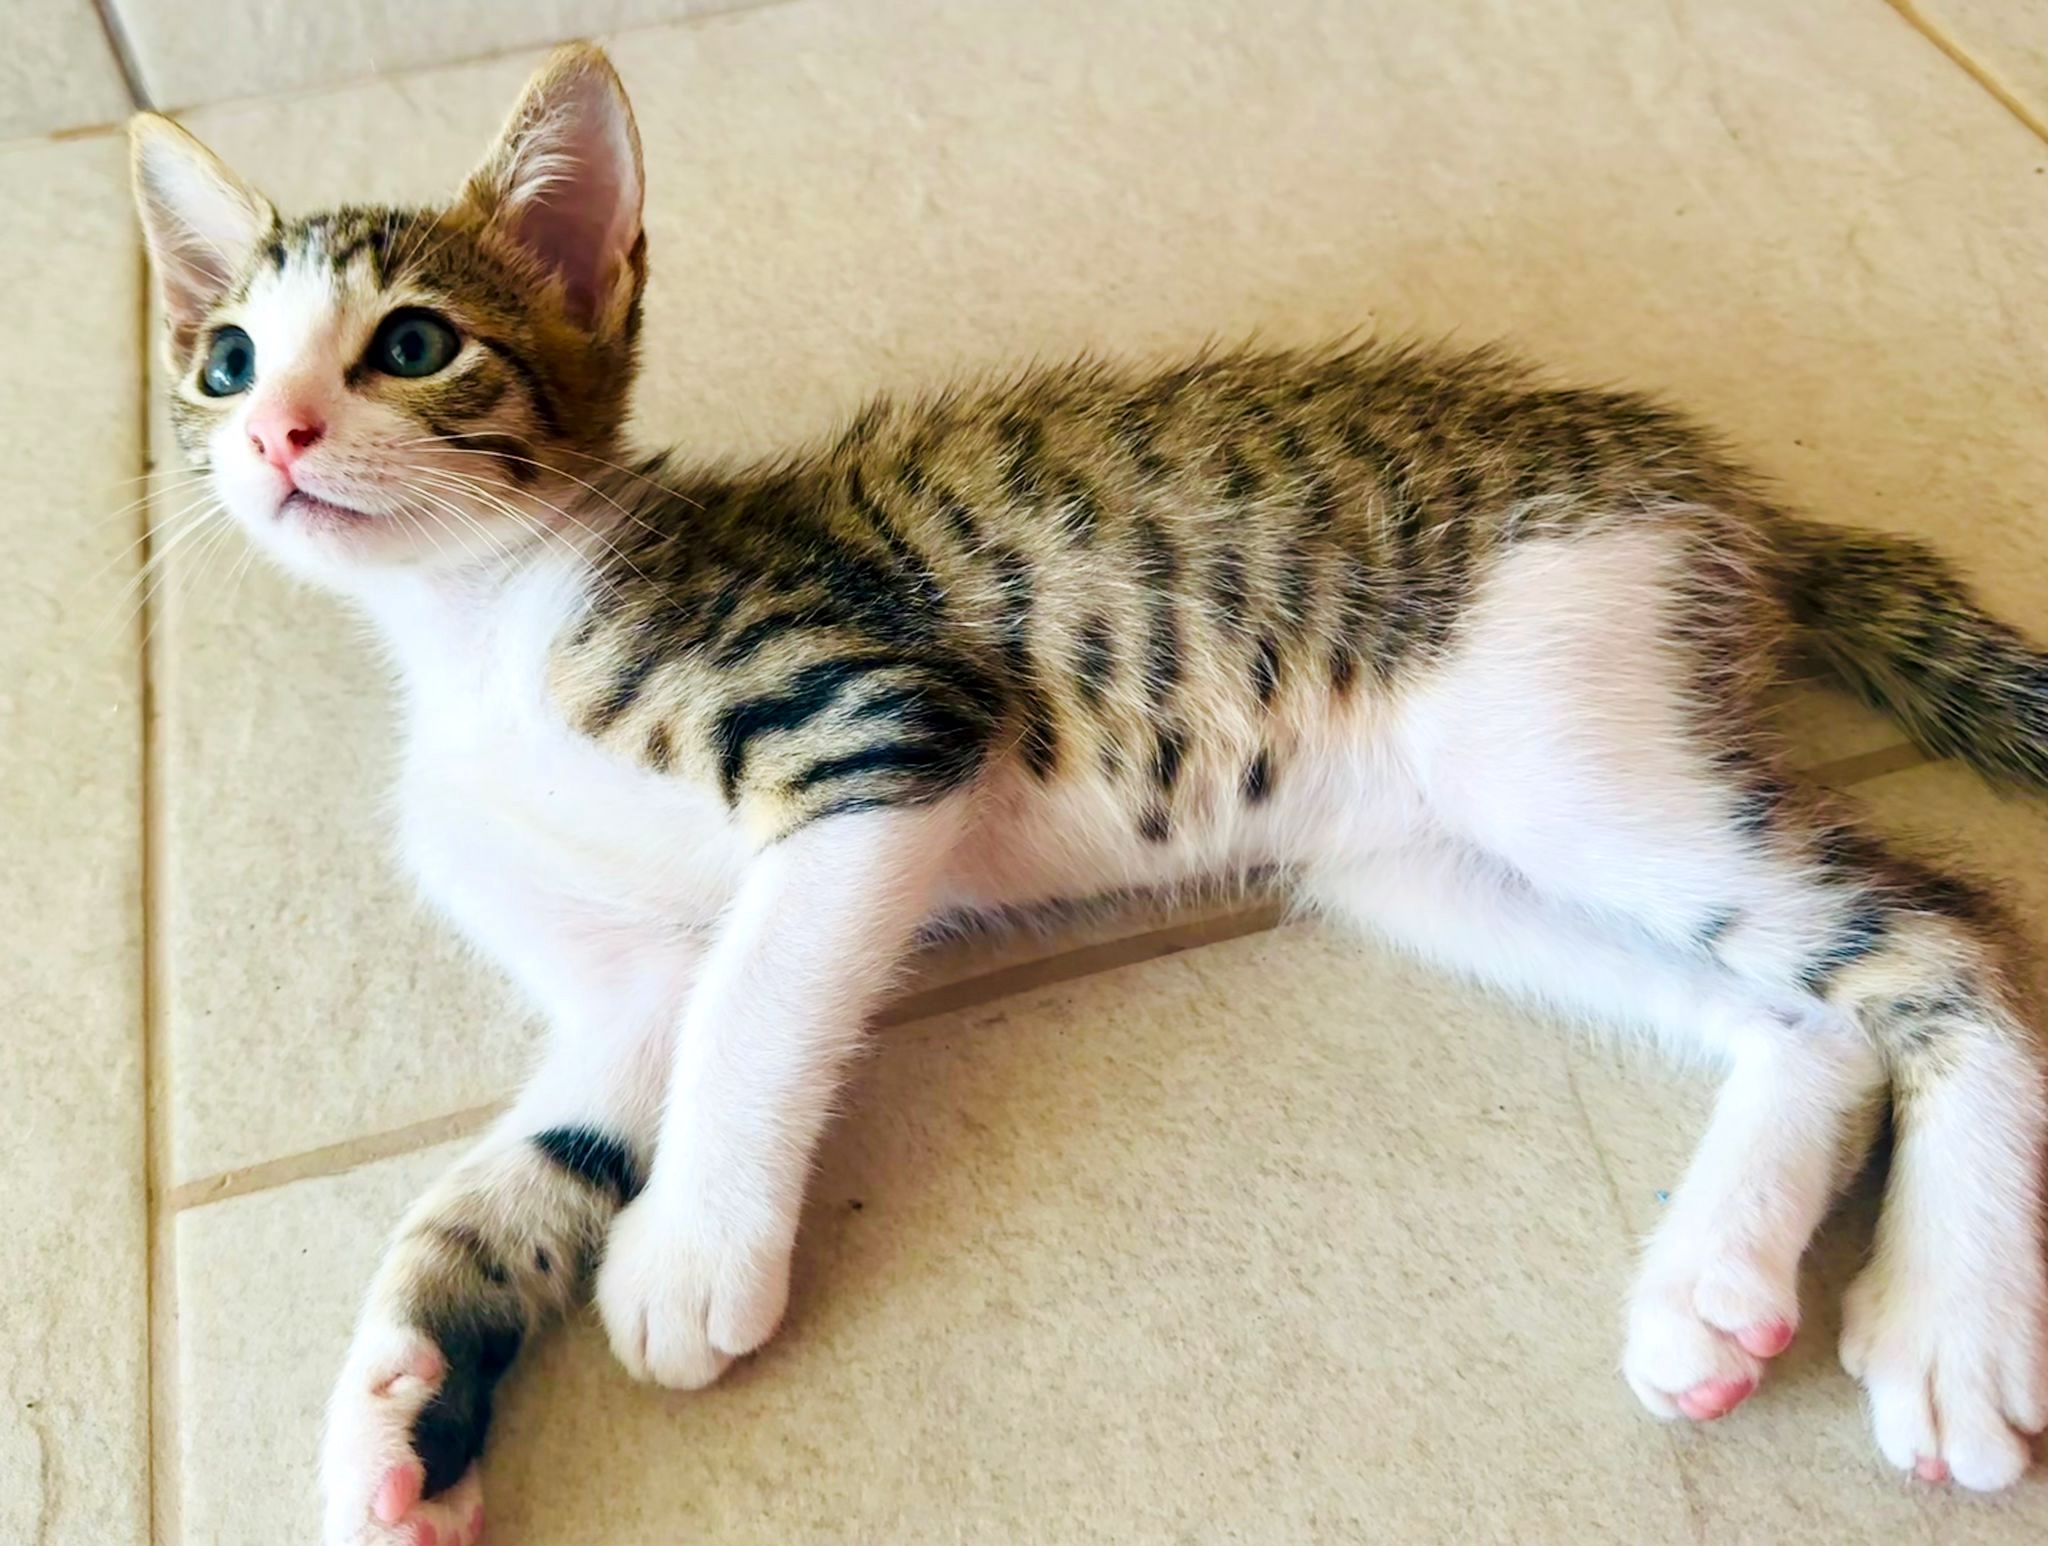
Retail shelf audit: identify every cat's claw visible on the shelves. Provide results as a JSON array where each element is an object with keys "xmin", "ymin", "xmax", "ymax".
[{"xmin": 322, "ymin": 1325, "xmax": 488, "ymax": 1546}]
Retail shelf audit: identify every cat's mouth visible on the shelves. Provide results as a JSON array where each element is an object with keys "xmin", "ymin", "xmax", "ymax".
[{"xmin": 280, "ymin": 488, "xmax": 375, "ymax": 526}]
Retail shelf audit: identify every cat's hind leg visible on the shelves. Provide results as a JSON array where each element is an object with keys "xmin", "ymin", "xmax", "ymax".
[
  {"xmin": 320, "ymin": 1011, "xmax": 671, "ymax": 1546},
  {"xmin": 1401, "ymin": 523, "xmax": 2048, "ymax": 1485},
  {"xmin": 1305, "ymin": 843, "xmax": 1884, "ymax": 1424}
]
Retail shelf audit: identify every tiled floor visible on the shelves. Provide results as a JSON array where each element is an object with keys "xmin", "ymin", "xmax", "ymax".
[{"xmin": 8, "ymin": 0, "xmax": 2048, "ymax": 1541}]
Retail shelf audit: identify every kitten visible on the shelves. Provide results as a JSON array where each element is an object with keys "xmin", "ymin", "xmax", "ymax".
[{"xmin": 131, "ymin": 43, "xmax": 2048, "ymax": 1546}]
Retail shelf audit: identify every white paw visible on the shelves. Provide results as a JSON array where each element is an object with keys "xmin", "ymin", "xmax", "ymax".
[
  {"xmin": 320, "ymin": 1324, "xmax": 488, "ymax": 1546},
  {"xmin": 1624, "ymin": 1239, "xmax": 1800, "ymax": 1423},
  {"xmin": 595, "ymin": 1188, "xmax": 794, "ymax": 1390},
  {"xmin": 1840, "ymin": 1255, "xmax": 2048, "ymax": 1491}
]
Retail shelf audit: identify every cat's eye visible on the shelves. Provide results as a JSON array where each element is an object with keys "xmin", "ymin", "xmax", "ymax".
[
  {"xmin": 200, "ymin": 326, "xmax": 255, "ymax": 397},
  {"xmin": 370, "ymin": 310, "xmax": 461, "ymax": 378}
]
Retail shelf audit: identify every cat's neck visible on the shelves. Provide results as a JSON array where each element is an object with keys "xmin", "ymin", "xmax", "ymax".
[{"xmin": 348, "ymin": 495, "xmax": 626, "ymax": 700}]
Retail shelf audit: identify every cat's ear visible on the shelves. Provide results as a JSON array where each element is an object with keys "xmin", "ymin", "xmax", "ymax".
[
  {"xmin": 129, "ymin": 115, "xmax": 276, "ymax": 351},
  {"xmin": 462, "ymin": 43, "xmax": 644, "ymax": 334}
]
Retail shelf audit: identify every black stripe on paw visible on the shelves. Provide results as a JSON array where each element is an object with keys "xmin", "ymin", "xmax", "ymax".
[
  {"xmin": 409, "ymin": 1313, "xmax": 523, "ymax": 1497},
  {"xmin": 533, "ymin": 1126, "xmax": 644, "ymax": 1206}
]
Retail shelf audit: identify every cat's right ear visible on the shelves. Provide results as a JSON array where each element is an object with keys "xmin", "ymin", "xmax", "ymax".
[
  {"xmin": 460, "ymin": 44, "xmax": 645, "ymax": 337},
  {"xmin": 129, "ymin": 115, "xmax": 276, "ymax": 353}
]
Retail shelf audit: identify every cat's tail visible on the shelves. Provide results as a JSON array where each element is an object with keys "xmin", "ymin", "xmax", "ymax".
[{"xmin": 1773, "ymin": 515, "xmax": 2048, "ymax": 790}]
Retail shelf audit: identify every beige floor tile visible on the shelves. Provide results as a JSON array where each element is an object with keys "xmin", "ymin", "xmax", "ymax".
[
  {"xmin": 153, "ymin": 530, "xmax": 543, "ymax": 1185},
  {"xmin": 0, "ymin": 137, "xmax": 147, "ymax": 1546},
  {"xmin": 0, "ymin": 0, "xmax": 131, "ymax": 139},
  {"xmin": 173, "ymin": 930, "xmax": 1706, "ymax": 1545},
  {"xmin": 1857, "ymin": 761, "xmax": 2048, "ymax": 928},
  {"xmin": 113, "ymin": 0, "xmax": 761, "ymax": 111},
  {"xmin": 1900, "ymin": 0, "xmax": 2048, "ymax": 133},
  {"xmin": 174, "ymin": 1143, "xmax": 461, "ymax": 1545},
  {"xmin": 154, "ymin": 0, "xmax": 2048, "ymax": 1180}
]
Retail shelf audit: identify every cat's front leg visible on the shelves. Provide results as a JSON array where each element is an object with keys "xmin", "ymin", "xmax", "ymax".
[
  {"xmin": 320, "ymin": 974, "xmax": 684, "ymax": 1546},
  {"xmin": 596, "ymin": 799, "xmax": 964, "ymax": 1389}
]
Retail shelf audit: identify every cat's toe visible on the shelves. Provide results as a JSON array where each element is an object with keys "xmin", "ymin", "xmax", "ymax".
[
  {"xmin": 1623, "ymin": 1246, "xmax": 1796, "ymax": 1422},
  {"xmin": 1841, "ymin": 1256, "xmax": 2045, "ymax": 1492},
  {"xmin": 321, "ymin": 1325, "xmax": 491, "ymax": 1546},
  {"xmin": 596, "ymin": 1187, "xmax": 792, "ymax": 1390}
]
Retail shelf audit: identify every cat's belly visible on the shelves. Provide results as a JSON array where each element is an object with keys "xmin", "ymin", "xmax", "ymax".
[{"xmin": 936, "ymin": 729, "xmax": 1431, "ymax": 913}]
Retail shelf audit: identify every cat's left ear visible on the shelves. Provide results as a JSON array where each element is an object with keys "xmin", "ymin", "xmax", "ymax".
[
  {"xmin": 463, "ymin": 43, "xmax": 645, "ymax": 335},
  {"xmin": 129, "ymin": 115, "xmax": 277, "ymax": 354}
]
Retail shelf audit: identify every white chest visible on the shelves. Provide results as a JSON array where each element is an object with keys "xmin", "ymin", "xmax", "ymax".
[{"xmin": 367, "ymin": 562, "xmax": 749, "ymax": 1014}]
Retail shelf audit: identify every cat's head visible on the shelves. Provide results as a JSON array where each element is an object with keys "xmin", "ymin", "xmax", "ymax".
[{"xmin": 130, "ymin": 45, "xmax": 645, "ymax": 589}]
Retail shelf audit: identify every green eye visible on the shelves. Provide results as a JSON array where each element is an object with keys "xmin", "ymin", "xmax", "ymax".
[
  {"xmin": 200, "ymin": 326, "xmax": 255, "ymax": 396},
  {"xmin": 371, "ymin": 310, "xmax": 461, "ymax": 378}
]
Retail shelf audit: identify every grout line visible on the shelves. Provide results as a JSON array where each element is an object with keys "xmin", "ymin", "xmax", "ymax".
[
  {"xmin": 1804, "ymin": 739, "xmax": 1930, "ymax": 789},
  {"xmin": 89, "ymin": 0, "xmax": 154, "ymax": 112},
  {"xmin": 166, "ymin": 1100, "xmax": 515, "ymax": 1212},
  {"xmin": 1886, "ymin": 0, "xmax": 2048, "ymax": 147},
  {"xmin": 132, "ymin": 262, "xmax": 177, "ymax": 1543},
  {"xmin": 877, "ymin": 901, "xmax": 1289, "ymax": 1030},
  {"xmin": 164, "ymin": 902, "xmax": 1291, "ymax": 1213}
]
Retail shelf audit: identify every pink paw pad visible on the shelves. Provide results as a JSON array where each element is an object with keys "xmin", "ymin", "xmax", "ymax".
[
  {"xmin": 1915, "ymin": 1456, "xmax": 1951, "ymax": 1484},
  {"xmin": 1736, "ymin": 1319, "xmax": 1796, "ymax": 1359},
  {"xmin": 1677, "ymin": 1376, "xmax": 1756, "ymax": 1421},
  {"xmin": 374, "ymin": 1463, "xmax": 424, "ymax": 1525},
  {"xmin": 374, "ymin": 1342, "xmax": 448, "ymax": 1397}
]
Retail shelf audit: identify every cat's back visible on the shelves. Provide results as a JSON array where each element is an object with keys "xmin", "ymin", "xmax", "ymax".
[{"xmin": 551, "ymin": 339, "xmax": 1766, "ymax": 848}]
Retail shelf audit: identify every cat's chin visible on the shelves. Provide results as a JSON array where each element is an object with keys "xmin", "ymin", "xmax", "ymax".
[
  {"xmin": 227, "ymin": 496, "xmax": 439, "ymax": 590},
  {"xmin": 281, "ymin": 488, "xmax": 376, "ymax": 528}
]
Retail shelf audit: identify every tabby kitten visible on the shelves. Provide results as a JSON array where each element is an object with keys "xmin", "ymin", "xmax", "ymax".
[{"xmin": 132, "ymin": 44, "xmax": 2048, "ymax": 1546}]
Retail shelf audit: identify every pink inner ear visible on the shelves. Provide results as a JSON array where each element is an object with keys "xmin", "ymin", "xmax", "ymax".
[{"xmin": 504, "ymin": 77, "xmax": 640, "ymax": 327}]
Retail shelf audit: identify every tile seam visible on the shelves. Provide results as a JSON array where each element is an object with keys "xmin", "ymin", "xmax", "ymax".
[
  {"xmin": 1885, "ymin": 0, "xmax": 2048, "ymax": 147},
  {"xmin": 165, "ymin": 903, "xmax": 1291, "ymax": 1211},
  {"xmin": 89, "ymin": 0, "xmax": 153, "ymax": 111},
  {"xmin": 132, "ymin": 236, "xmax": 179, "ymax": 1544},
  {"xmin": 1804, "ymin": 739, "xmax": 1929, "ymax": 789}
]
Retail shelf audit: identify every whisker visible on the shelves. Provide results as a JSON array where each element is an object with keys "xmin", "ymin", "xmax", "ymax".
[
  {"xmin": 104, "ymin": 494, "xmax": 228, "ymax": 613},
  {"xmin": 395, "ymin": 480, "xmax": 533, "ymax": 569},
  {"xmin": 396, "ymin": 438, "xmax": 677, "ymax": 540},
  {"xmin": 407, "ymin": 465, "xmax": 652, "ymax": 584}
]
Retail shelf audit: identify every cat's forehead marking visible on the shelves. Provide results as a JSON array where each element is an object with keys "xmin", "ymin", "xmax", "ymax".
[
  {"xmin": 238, "ymin": 255, "xmax": 347, "ymax": 372},
  {"xmin": 239, "ymin": 206, "xmax": 438, "ymax": 301}
]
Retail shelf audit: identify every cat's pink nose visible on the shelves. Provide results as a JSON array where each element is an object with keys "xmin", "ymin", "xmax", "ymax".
[{"xmin": 247, "ymin": 401, "xmax": 325, "ymax": 469}]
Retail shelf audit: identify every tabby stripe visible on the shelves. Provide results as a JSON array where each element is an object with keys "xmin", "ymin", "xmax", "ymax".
[
  {"xmin": 586, "ymin": 648, "xmax": 666, "ymax": 735},
  {"xmin": 1076, "ymin": 616, "xmax": 1116, "ymax": 707},
  {"xmin": 1152, "ymin": 726, "xmax": 1186, "ymax": 792},
  {"xmin": 1211, "ymin": 547, "xmax": 1250, "ymax": 638},
  {"xmin": 645, "ymin": 723, "xmax": 674, "ymax": 773},
  {"xmin": 532, "ymin": 1126, "xmax": 644, "ymax": 1206},
  {"xmin": 427, "ymin": 1222, "xmax": 510, "ymax": 1288},
  {"xmin": 1252, "ymin": 634, "xmax": 1281, "ymax": 707},
  {"xmin": 475, "ymin": 335, "xmax": 565, "ymax": 438},
  {"xmin": 788, "ymin": 736, "xmax": 977, "ymax": 793},
  {"xmin": 713, "ymin": 654, "xmax": 904, "ymax": 800},
  {"xmin": 1244, "ymin": 748, "xmax": 1274, "ymax": 804},
  {"xmin": 1798, "ymin": 900, "xmax": 1890, "ymax": 994},
  {"xmin": 713, "ymin": 605, "xmax": 829, "ymax": 670}
]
